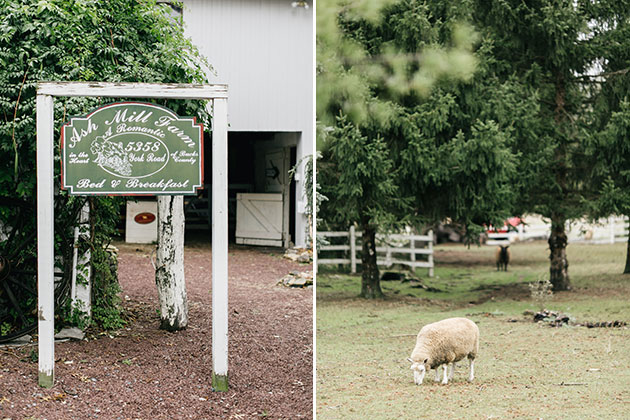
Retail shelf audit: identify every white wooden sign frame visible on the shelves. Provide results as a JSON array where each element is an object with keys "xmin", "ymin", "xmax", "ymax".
[{"xmin": 36, "ymin": 82, "xmax": 230, "ymax": 390}]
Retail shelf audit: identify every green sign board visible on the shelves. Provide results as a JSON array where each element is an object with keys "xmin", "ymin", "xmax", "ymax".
[{"xmin": 61, "ymin": 102, "xmax": 203, "ymax": 195}]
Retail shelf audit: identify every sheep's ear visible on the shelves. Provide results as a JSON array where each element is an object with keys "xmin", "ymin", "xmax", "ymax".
[{"xmin": 407, "ymin": 358, "xmax": 413, "ymax": 363}]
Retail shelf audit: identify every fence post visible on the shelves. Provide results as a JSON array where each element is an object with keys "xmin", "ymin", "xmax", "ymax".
[
  {"xmin": 350, "ymin": 225, "xmax": 356, "ymax": 274},
  {"xmin": 410, "ymin": 236, "xmax": 416, "ymax": 263},
  {"xmin": 428, "ymin": 229, "xmax": 434, "ymax": 277},
  {"xmin": 518, "ymin": 223, "xmax": 524, "ymax": 241},
  {"xmin": 211, "ymin": 97, "xmax": 229, "ymax": 391},
  {"xmin": 609, "ymin": 216, "xmax": 615, "ymax": 244},
  {"xmin": 71, "ymin": 202, "xmax": 91, "ymax": 318},
  {"xmin": 36, "ymin": 93, "xmax": 55, "ymax": 388}
]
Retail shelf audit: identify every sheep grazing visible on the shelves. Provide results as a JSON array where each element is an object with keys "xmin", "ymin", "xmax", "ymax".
[
  {"xmin": 408, "ymin": 317, "xmax": 479, "ymax": 385},
  {"xmin": 496, "ymin": 245, "xmax": 510, "ymax": 271}
]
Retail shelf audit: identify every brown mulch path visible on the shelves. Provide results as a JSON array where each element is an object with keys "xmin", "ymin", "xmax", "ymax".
[{"xmin": 0, "ymin": 242, "xmax": 313, "ymax": 420}]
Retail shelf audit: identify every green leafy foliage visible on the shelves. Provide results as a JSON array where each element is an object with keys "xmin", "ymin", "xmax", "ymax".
[
  {"xmin": 316, "ymin": 0, "xmax": 478, "ymax": 129},
  {"xmin": 320, "ymin": 0, "xmax": 630, "ymax": 292},
  {"xmin": 319, "ymin": 114, "xmax": 403, "ymax": 230},
  {"xmin": 60, "ymin": 300, "xmax": 91, "ymax": 330},
  {"xmin": 318, "ymin": 0, "xmax": 525, "ymax": 237},
  {"xmin": 0, "ymin": 0, "xmax": 211, "ymax": 202},
  {"xmin": 0, "ymin": 0, "xmax": 212, "ymax": 331},
  {"xmin": 588, "ymin": 100, "xmax": 630, "ymax": 216},
  {"xmin": 317, "ymin": 0, "xmax": 523, "ymax": 297},
  {"xmin": 317, "ymin": 0, "xmax": 516, "ymax": 295},
  {"xmin": 471, "ymin": 0, "xmax": 630, "ymax": 287},
  {"xmin": 90, "ymin": 243, "xmax": 125, "ymax": 331}
]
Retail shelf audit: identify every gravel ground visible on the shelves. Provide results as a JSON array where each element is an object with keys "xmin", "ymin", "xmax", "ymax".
[{"xmin": 0, "ymin": 241, "xmax": 313, "ymax": 420}]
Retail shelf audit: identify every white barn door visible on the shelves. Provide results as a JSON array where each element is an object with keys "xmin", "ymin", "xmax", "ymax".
[
  {"xmin": 235, "ymin": 146, "xmax": 291, "ymax": 248},
  {"xmin": 235, "ymin": 193, "xmax": 283, "ymax": 246}
]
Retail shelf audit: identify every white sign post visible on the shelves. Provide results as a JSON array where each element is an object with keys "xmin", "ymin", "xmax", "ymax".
[{"xmin": 35, "ymin": 82, "xmax": 229, "ymax": 390}]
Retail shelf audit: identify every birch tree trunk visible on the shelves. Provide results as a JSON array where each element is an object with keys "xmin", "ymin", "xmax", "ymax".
[{"xmin": 156, "ymin": 195, "xmax": 188, "ymax": 331}]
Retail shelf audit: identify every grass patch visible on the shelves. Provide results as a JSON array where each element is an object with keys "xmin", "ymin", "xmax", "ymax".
[{"xmin": 316, "ymin": 241, "xmax": 630, "ymax": 419}]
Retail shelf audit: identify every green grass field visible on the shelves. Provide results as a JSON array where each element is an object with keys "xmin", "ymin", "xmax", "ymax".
[{"xmin": 316, "ymin": 241, "xmax": 630, "ymax": 420}]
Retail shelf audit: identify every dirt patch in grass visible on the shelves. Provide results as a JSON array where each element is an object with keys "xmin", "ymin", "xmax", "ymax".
[
  {"xmin": 0, "ymin": 242, "xmax": 313, "ymax": 420},
  {"xmin": 468, "ymin": 282, "xmax": 530, "ymax": 304}
]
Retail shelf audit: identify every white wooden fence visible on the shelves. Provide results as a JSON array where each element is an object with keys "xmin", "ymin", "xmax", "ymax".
[
  {"xmin": 486, "ymin": 215, "xmax": 630, "ymax": 246},
  {"xmin": 566, "ymin": 216, "xmax": 629, "ymax": 244},
  {"xmin": 317, "ymin": 227, "xmax": 434, "ymax": 276}
]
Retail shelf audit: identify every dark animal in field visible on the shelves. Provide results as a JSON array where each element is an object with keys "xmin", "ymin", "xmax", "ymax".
[{"xmin": 495, "ymin": 245, "xmax": 510, "ymax": 271}]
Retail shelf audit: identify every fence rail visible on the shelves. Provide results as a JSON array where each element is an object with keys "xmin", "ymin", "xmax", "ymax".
[
  {"xmin": 486, "ymin": 216, "xmax": 630, "ymax": 246},
  {"xmin": 317, "ymin": 227, "xmax": 434, "ymax": 276}
]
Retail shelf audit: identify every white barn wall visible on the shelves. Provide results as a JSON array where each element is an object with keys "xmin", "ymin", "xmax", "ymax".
[{"xmin": 182, "ymin": 0, "xmax": 313, "ymax": 246}]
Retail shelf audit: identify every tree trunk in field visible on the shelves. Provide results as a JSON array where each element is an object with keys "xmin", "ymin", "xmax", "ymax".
[
  {"xmin": 548, "ymin": 218, "xmax": 570, "ymax": 291},
  {"xmin": 624, "ymin": 218, "xmax": 630, "ymax": 274},
  {"xmin": 360, "ymin": 223, "xmax": 383, "ymax": 299},
  {"xmin": 548, "ymin": 73, "xmax": 571, "ymax": 291},
  {"xmin": 156, "ymin": 195, "xmax": 188, "ymax": 331}
]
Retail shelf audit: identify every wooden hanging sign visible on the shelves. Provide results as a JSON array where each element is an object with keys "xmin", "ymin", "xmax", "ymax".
[{"xmin": 61, "ymin": 102, "xmax": 203, "ymax": 195}]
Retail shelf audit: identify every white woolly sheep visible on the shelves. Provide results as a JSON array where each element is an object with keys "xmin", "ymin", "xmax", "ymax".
[{"xmin": 407, "ymin": 317, "xmax": 479, "ymax": 385}]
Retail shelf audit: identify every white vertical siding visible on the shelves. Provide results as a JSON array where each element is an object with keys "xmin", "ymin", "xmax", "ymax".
[
  {"xmin": 182, "ymin": 0, "xmax": 313, "ymax": 247},
  {"xmin": 182, "ymin": 0, "xmax": 313, "ymax": 136}
]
